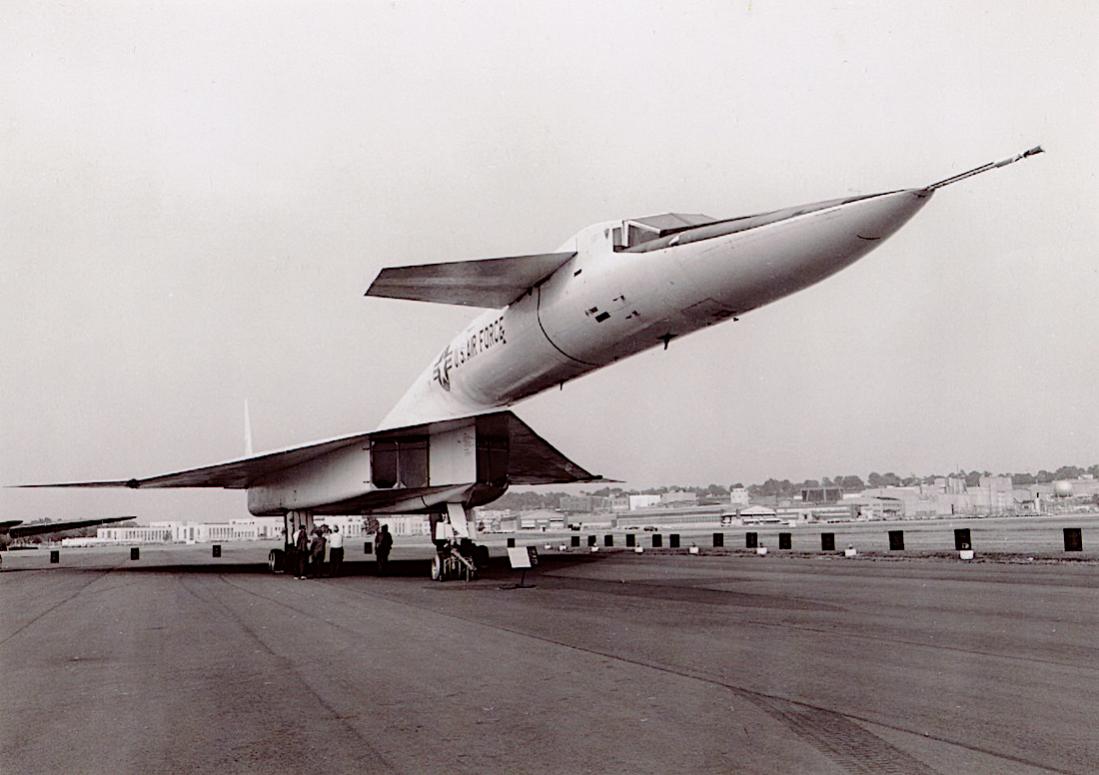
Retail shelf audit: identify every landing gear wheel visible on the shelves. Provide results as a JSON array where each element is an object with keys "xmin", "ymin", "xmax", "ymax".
[
  {"xmin": 431, "ymin": 554, "xmax": 443, "ymax": 581},
  {"xmin": 268, "ymin": 549, "xmax": 284, "ymax": 573}
]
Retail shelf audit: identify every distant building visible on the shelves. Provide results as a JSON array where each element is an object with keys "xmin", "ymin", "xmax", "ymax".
[
  {"xmin": 857, "ymin": 474, "xmax": 1055, "ymax": 518},
  {"xmin": 660, "ymin": 490, "xmax": 697, "ymax": 506},
  {"xmin": 96, "ymin": 525, "xmax": 172, "ymax": 544},
  {"xmin": 517, "ymin": 509, "xmax": 566, "ymax": 531},
  {"xmin": 560, "ymin": 495, "xmax": 593, "ymax": 513},
  {"xmin": 376, "ymin": 516, "xmax": 431, "ymax": 537},
  {"xmin": 856, "ymin": 497, "xmax": 903, "ymax": 520},
  {"xmin": 559, "ymin": 495, "xmax": 613, "ymax": 513},
  {"xmin": 776, "ymin": 503, "xmax": 857, "ymax": 523},
  {"xmin": 629, "ymin": 494, "xmax": 661, "ymax": 510},
  {"xmin": 736, "ymin": 505, "xmax": 779, "ymax": 524},
  {"xmin": 800, "ymin": 486, "xmax": 843, "ymax": 504},
  {"xmin": 95, "ymin": 516, "xmax": 328, "ymax": 545},
  {"xmin": 316, "ymin": 516, "xmax": 368, "ymax": 538},
  {"xmin": 729, "ymin": 487, "xmax": 750, "ymax": 507},
  {"xmin": 474, "ymin": 508, "xmax": 511, "ymax": 532}
]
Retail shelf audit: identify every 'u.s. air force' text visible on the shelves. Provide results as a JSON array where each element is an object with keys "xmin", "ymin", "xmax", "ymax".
[{"xmin": 431, "ymin": 315, "xmax": 506, "ymax": 392}]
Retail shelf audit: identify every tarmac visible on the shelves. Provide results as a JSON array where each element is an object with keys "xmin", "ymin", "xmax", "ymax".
[{"xmin": 2, "ymin": 543, "xmax": 1098, "ymax": 774}]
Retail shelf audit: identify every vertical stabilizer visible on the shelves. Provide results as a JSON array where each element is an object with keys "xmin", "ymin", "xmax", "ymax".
[{"xmin": 244, "ymin": 400, "xmax": 254, "ymax": 456}]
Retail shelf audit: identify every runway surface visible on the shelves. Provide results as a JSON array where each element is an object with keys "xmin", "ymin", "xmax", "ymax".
[{"xmin": 2, "ymin": 546, "xmax": 1097, "ymax": 774}]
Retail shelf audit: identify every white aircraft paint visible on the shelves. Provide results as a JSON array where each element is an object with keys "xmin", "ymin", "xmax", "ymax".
[{"xmin": 19, "ymin": 148, "xmax": 1042, "ymax": 530}]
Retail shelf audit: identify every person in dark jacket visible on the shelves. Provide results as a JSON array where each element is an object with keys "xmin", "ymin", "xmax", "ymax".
[
  {"xmin": 375, "ymin": 524, "xmax": 393, "ymax": 575},
  {"xmin": 309, "ymin": 527, "xmax": 326, "ymax": 578},
  {"xmin": 294, "ymin": 525, "xmax": 309, "ymax": 579}
]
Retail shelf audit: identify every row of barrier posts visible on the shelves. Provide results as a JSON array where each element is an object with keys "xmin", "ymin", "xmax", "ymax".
[
  {"xmin": 550, "ymin": 527, "xmax": 1085, "ymax": 553},
  {"xmin": 125, "ymin": 544, "xmax": 223, "ymax": 561},
  {"xmin": 98, "ymin": 527, "xmax": 1095, "ymax": 565},
  {"xmin": 101, "ymin": 528, "xmax": 1095, "ymax": 563},
  {"xmin": 33, "ymin": 526, "xmax": 1092, "ymax": 567},
  {"xmin": 555, "ymin": 532, "xmax": 688, "ymax": 550},
  {"xmin": 716, "ymin": 526, "xmax": 1083, "ymax": 552}
]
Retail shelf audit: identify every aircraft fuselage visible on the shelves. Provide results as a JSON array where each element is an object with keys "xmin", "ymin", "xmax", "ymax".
[{"xmin": 381, "ymin": 188, "xmax": 931, "ymax": 428}]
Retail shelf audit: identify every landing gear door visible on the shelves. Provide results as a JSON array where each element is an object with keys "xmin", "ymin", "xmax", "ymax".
[{"xmin": 370, "ymin": 437, "xmax": 429, "ymax": 489}]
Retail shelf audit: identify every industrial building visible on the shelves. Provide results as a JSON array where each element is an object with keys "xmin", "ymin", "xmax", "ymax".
[
  {"xmin": 475, "ymin": 475, "xmax": 1099, "ymax": 532},
  {"xmin": 65, "ymin": 514, "xmax": 419, "ymax": 547}
]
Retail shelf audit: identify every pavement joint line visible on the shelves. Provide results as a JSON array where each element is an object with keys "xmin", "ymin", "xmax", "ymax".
[
  {"xmin": 422, "ymin": 610, "xmax": 1078, "ymax": 775},
  {"xmin": 727, "ymin": 617, "xmax": 1099, "ymax": 675},
  {"xmin": 561, "ymin": 553, "xmax": 1099, "ymax": 587},
  {"xmin": 535, "ymin": 571, "xmax": 1099, "ymax": 675},
  {"xmin": 179, "ymin": 574, "xmax": 397, "ymax": 771},
  {"xmin": 742, "ymin": 701, "xmax": 941, "ymax": 775},
  {"xmin": 0, "ymin": 565, "xmax": 121, "ymax": 649},
  {"xmin": 217, "ymin": 573, "xmax": 1075, "ymax": 775}
]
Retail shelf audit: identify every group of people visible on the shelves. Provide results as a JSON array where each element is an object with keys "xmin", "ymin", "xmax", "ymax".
[
  {"xmin": 290, "ymin": 522, "xmax": 392, "ymax": 578},
  {"xmin": 293, "ymin": 523, "xmax": 345, "ymax": 579}
]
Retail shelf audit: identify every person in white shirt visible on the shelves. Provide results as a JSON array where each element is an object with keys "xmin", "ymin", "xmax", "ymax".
[{"xmin": 327, "ymin": 525, "xmax": 345, "ymax": 577}]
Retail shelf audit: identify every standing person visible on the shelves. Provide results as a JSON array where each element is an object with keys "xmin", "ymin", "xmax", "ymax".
[
  {"xmin": 309, "ymin": 527, "xmax": 327, "ymax": 578},
  {"xmin": 294, "ymin": 524, "xmax": 309, "ymax": 580},
  {"xmin": 328, "ymin": 525, "xmax": 344, "ymax": 577},
  {"xmin": 375, "ymin": 524, "xmax": 393, "ymax": 576}
]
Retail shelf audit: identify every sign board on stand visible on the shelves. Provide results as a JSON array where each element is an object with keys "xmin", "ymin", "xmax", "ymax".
[
  {"xmin": 507, "ymin": 546, "xmax": 536, "ymax": 569},
  {"xmin": 501, "ymin": 546, "xmax": 538, "ymax": 589}
]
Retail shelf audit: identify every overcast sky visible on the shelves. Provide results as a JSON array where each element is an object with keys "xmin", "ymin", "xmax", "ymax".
[{"xmin": 2, "ymin": 1, "xmax": 1096, "ymax": 521}]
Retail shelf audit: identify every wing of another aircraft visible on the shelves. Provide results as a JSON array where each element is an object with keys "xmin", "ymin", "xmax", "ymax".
[
  {"xmin": 7, "ymin": 516, "xmax": 136, "ymax": 538},
  {"xmin": 366, "ymin": 252, "xmax": 576, "ymax": 308}
]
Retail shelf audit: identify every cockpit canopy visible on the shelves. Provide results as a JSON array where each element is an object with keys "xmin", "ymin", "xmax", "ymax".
[
  {"xmin": 612, "ymin": 213, "xmax": 715, "ymax": 250},
  {"xmin": 613, "ymin": 192, "xmax": 893, "ymax": 253}
]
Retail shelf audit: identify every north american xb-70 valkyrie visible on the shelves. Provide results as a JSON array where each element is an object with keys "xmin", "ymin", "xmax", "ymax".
[{"xmin": 17, "ymin": 146, "xmax": 1043, "ymax": 579}]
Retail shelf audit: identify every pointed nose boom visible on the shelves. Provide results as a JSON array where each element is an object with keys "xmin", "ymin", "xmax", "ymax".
[
  {"xmin": 784, "ymin": 143, "xmax": 1046, "ymax": 294},
  {"xmin": 925, "ymin": 145, "xmax": 1044, "ymax": 191}
]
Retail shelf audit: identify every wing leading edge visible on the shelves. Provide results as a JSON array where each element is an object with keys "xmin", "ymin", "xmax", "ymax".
[
  {"xmin": 365, "ymin": 252, "xmax": 576, "ymax": 308},
  {"xmin": 14, "ymin": 430, "xmax": 378, "ymax": 490},
  {"xmin": 13, "ymin": 411, "xmax": 602, "ymax": 496}
]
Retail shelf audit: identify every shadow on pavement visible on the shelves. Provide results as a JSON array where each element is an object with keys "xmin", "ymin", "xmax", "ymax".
[{"xmin": 56, "ymin": 552, "xmax": 604, "ymax": 578}]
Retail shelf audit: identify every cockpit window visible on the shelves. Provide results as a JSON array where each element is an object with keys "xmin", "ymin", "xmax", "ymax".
[{"xmin": 613, "ymin": 213, "xmax": 716, "ymax": 251}]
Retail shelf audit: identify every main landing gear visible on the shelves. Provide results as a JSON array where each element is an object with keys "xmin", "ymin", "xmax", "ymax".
[
  {"xmin": 268, "ymin": 509, "xmax": 314, "ymax": 574},
  {"xmin": 431, "ymin": 538, "xmax": 490, "ymax": 582},
  {"xmin": 428, "ymin": 503, "xmax": 490, "ymax": 582}
]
